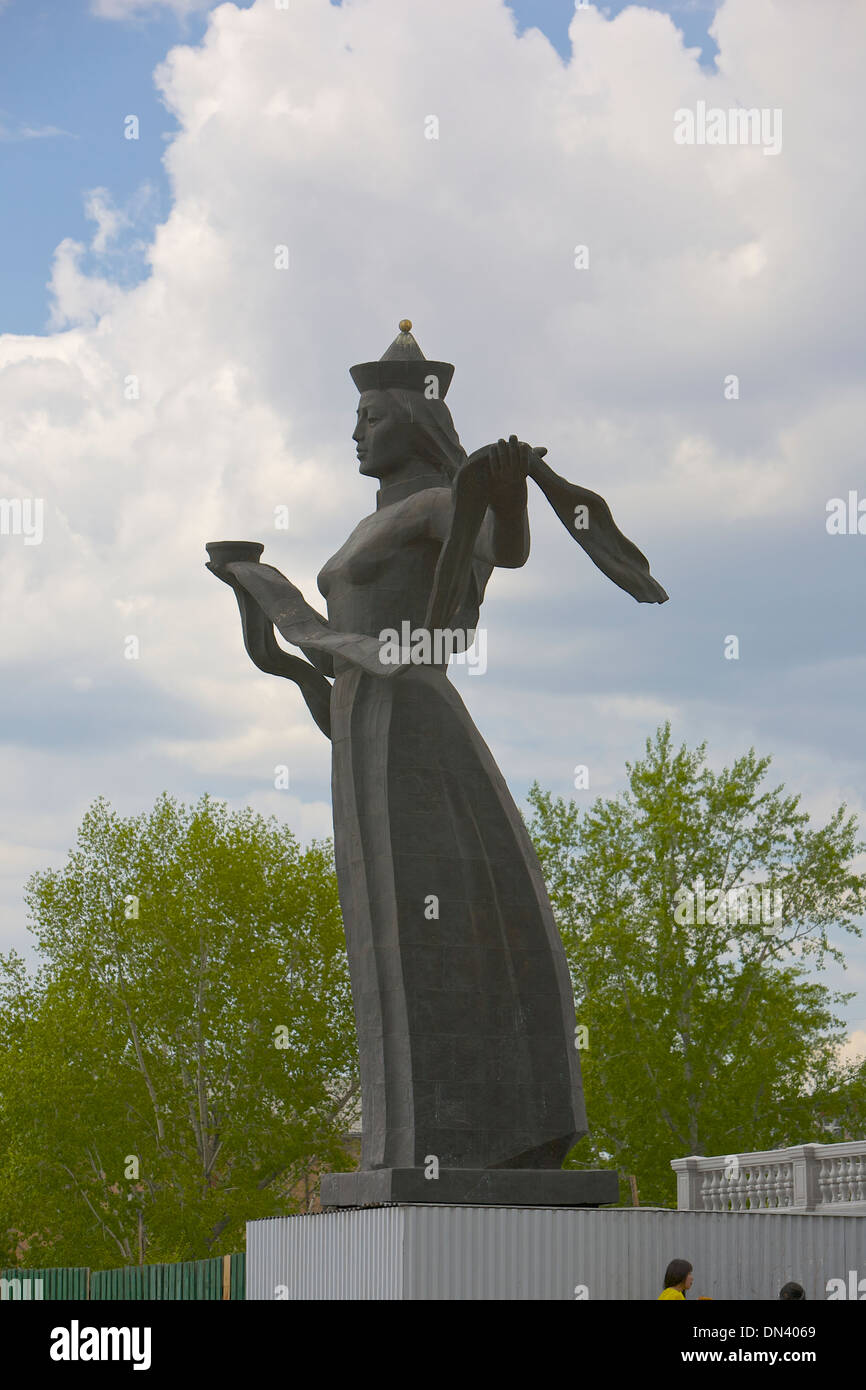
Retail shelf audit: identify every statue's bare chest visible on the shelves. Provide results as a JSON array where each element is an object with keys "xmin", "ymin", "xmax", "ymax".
[{"xmin": 317, "ymin": 490, "xmax": 447, "ymax": 599}]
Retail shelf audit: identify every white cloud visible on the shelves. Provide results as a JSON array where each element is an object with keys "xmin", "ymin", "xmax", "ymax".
[
  {"xmin": 1, "ymin": 0, "xmax": 865, "ymax": 989},
  {"xmin": 0, "ymin": 122, "xmax": 75, "ymax": 141},
  {"xmin": 46, "ymin": 184, "xmax": 159, "ymax": 328},
  {"xmin": 85, "ymin": 188, "xmax": 129, "ymax": 253},
  {"xmin": 91, "ymin": 0, "xmax": 215, "ymax": 18}
]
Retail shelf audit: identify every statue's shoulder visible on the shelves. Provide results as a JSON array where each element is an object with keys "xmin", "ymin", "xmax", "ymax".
[
  {"xmin": 400, "ymin": 485, "xmax": 453, "ymax": 542},
  {"xmin": 370, "ymin": 485, "xmax": 452, "ymax": 534}
]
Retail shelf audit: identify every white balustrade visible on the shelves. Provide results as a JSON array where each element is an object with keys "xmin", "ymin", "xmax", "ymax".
[{"xmin": 672, "ymin": 1141, "xmax": 866, "ymax": 1212}]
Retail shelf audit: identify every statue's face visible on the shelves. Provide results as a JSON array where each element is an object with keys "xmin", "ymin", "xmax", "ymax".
[{"xmin": 353, "ymin": 391, "xmax": 414, "ymax": 479}]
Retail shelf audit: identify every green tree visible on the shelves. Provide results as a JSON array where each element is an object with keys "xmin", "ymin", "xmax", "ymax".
[
  {"xmin": 527, "ymin": 724, "xmax": 866, "ymax": 1206},
  {"xmin": 0, "ymin": 794, "xmax": 358, "ymax": 1268},
  {"xmin": 811, "ymin": 1052, "xmax": 866, "ymax": 1139}
]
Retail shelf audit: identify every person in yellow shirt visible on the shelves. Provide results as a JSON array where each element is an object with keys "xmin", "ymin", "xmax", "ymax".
[{"xmin": 658, "ymin": 1259, "xmax": 693, "ymax": 1299}]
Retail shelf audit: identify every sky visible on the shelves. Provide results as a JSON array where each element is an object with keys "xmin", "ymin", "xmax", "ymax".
[{"xmin": 1, "ymin": 0, "xmax": 865, "ymax": 1065}]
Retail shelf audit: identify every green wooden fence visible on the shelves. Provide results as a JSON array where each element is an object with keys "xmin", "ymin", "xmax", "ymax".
[
  {"xmin": 0, "ymin": 1253, "xmax": 244, "ymax": 1300},
  {"xmin": 0, "ymin": 1266, "xmax": 89, "ymax": 1299}
]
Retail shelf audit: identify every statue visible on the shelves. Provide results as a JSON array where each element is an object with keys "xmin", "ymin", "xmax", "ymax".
[{"xmin": 206, "ymin": 321, "xmax": 667, "ymax": 1206}]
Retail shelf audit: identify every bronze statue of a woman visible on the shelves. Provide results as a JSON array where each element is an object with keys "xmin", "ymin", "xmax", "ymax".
[{"xmin": 207, "ymin": 321, "xmax": 667, "ymax": 1206}]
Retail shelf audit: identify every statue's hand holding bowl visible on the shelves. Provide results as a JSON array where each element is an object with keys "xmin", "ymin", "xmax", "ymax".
[{"xmin": 205, "ymin": 540, "xmax": 264, "ymax": 583}]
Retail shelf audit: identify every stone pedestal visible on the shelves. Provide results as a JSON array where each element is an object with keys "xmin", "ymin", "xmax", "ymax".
[{"xmin": 320, "ymin": 1167, "xmax": 618, "ymax": 1208}]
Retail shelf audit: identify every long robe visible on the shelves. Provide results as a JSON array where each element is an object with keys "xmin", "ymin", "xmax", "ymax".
[{"xmin": 316, "ymin": 481, "xmax": 586, "ymax": 1169}]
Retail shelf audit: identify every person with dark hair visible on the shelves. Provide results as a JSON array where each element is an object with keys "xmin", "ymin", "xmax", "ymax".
[
  {"xmin": 779, "ymin": 1282, "xmax": 806, "ymax": 1300},
  {"xmin": 658, "ymin": 1259, "xmax": 693, "ymax": 1299}
]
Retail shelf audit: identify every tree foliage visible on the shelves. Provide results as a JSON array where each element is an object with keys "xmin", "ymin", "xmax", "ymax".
[
  {"xmin": 527, "ymin": 724, "xmax": 866, "ymax": 1206},
  {"xmin": 0, "ymin": 794, "xmax": 358, "ymax": 1267}
]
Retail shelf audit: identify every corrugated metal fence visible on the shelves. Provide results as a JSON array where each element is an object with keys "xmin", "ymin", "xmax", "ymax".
[
  {"xmin": 247, "ymin": 1206, "xmax": 866, "ymax": 1300},
  {"xmin": 0, "ymin": 1253, "xmax": 244, "ymax": 1300}
]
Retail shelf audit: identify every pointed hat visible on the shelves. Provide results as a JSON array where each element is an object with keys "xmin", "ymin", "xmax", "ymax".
[{"xmin": 350, "ymin": 319, "xmax": 455, "ymax": 398}]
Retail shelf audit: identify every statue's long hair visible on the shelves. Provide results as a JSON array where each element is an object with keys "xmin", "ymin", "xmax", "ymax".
[
  {"xmin": 385, "ymin": 388, "xmax": 467, "ymax": 480},
  {"xmin": 384, "ymin": 388, "xmax": 489, "ymax": 627}
]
